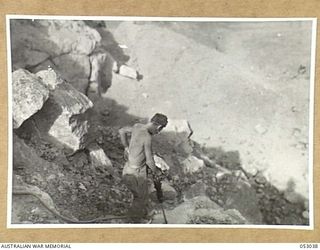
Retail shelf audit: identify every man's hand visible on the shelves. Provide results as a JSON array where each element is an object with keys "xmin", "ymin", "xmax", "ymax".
[
  {"xmin": 152, "ymin": 167, "xmax": 164, "ymax": 182},
  {"xmin": 124, "ymin": 147, "xmax": 129, "ymax": 160}
]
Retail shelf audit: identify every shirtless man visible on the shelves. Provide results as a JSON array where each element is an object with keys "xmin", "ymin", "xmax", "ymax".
[{"xmin": 119, "ymin": 113, "xmax": 168, "ymax": 220}]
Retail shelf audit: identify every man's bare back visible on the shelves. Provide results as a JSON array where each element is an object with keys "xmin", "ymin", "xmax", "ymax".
[
  {"xmin": 119, "ymin": 123, "xmax": 157, "ymax": 172},
  {"xmin": 128, "ymin": 123, "xmax": 152, "ymax": 167}
]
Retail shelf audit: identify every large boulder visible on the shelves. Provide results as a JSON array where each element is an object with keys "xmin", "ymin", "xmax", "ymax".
[
  {"xmin": 52, "ymin": 54, "xmax": 91, "ymax": 94},
  {"xmin": 11, "ymin": 20, "xmax": 101, "ymax": 65},
  {"xmin": 10, "ymin": 20, "xmax": 102, "ymax": 93},
  {"xmin": 152, "ymin": 196, "xmax": 218, "ymax": 224},
  {"xmin": 89, "ymin": 51, "xmax": 115, "ymax": 97},
  {"xmin": 20, "ymin": 70, "xmax": 93, "ymax": 152},
  {"xmin": 12, "ymin": 69, "xmax": 50, "ymax": 129},
  {"xmin": 190, "ymin": 208, "xmax": 248, "ymax": 224},
  {"xmin": 152, "ymin": 195, "xmax": 248, "ymax": 224}
]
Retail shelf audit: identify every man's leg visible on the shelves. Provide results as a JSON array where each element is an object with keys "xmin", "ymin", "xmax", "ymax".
[{"xmin": 123, "ymin": 167, "xmax": 149, "ymax": 219}]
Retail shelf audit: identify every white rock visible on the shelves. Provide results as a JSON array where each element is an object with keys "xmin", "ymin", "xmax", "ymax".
[
  {"xmin": 216, "ymin": 171, "xmax": 228, "ymax": 180},
  {"xmin": 31, "ymin": 207, "xmax": 40, "ymax": 214},
  {"xmin": 142, "ymin": 93, "xmax": 149, "ymax": 98},
  {"xmin": 154, "ymin": 155, "xmax": 170, "ymax": 171},
  {"xmin": 302, "ymin": 210, "xmax": 309, "ymax": 219},
  {"xmin": 244, "ymin": 166, "xmax": 259, "ymax": 176},
  {"xmin": 89, "ymin": 145, "xmax": 112, "ymax": 168},
  {"xmin": 78, "ymin": 183, "xmax": 87, "ymax": 191},
  {"xmin": 118, "ymin": 65, "xmax": 138, "ymax": 79},
  {"xmin": 31, "ymin": 59, "xmax": 58, "ymax": 76},
  {"xmin": 88, "ymin": 143, "xmax": 118, "ymax": 178},
  {"xmin": 12, "ymin": 69, "xmax": 50, "ymax": 129},
  {"xmin": 36, "ymin": 69, "xmax": 63, "ymax": 90},
  {"xmin": 181, "ymin": 155, "xmax": 205, "ymax": 174},
  {"xmin": 118, "ymin": 44, "xmax": 128, "ymax": 49},
  {"xmin": 32, "ymin": 70, "xmax": 93, "ymax": 152}
]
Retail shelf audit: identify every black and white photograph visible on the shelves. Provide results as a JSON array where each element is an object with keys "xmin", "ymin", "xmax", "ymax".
[{"xmin": 7, "ymin": 16, "xmax": 316, "ymax": 228}]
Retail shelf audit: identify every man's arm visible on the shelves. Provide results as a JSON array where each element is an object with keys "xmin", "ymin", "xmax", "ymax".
[
  {"xmin": 118, "ymin": 126, "xmax": 132, "ymax": 149},
  {"xmin": 144, "ymin": 136, "xmax": 157, "ymax": 173}
]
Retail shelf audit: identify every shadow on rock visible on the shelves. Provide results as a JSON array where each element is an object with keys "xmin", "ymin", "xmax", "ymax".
[
  {"xmin": 11, "ymin": 19, "xmax": 131, "ymax": 96},
  {"xmin": 155, "ymin": 138, "xmax": 310, "ymax": 225},
  {"xmin": 200, "ymin": 144, "xmax": 310, "ymax": 225},
  {"xmin": 15, "ymin": 98, "xmax": 64, "ymax": 148},
  {"xmin": 85, "ymin": 20, "xmax": 130, "ymax": 64},
  {"xmin": 251, "ymin": 175, "xmax": 309, "ymax": 225}
]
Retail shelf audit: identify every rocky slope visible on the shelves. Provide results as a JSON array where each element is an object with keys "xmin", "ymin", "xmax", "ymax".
[
  {"xmin": 10, "ymin": 19, "xmax": 311, "ymax": 225},
  {"xmin": 107, "ymin": 21, "xmax": 311, "ymax": 198}
]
